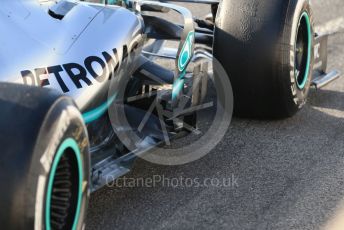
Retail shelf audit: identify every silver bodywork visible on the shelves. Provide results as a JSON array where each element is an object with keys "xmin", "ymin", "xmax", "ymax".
[
  {"xmin": 1, "ymin": 0, "xmax": 339, "ymax": 194},
  {"xmin": 0, "ymin": 0, "xmax": 143, "ymax": 112}
]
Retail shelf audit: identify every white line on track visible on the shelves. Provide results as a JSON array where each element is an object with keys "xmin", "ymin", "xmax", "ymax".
[
  {"xmin": 312, "ymin": 107, "xmax": 344, "ymax": 119},
  {"xmin": 315, "ymin": 17, "xmax": 344, "ymax": 35}
]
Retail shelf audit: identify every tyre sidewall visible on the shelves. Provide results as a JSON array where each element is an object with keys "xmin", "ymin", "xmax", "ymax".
[
  {"xmin": 280, "ymin": 0, "xmax": 314, "ymax": 114},
  {"xmin": 214, "ymin": 0, "xmax": 314, "ymax": 118},
  {"xmin": 25, "ymin": 99, "xmax": 90, "ymax": 230}
]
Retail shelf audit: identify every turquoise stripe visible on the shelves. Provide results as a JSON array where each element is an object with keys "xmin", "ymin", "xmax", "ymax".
[
  {"xmin": 45, "ymin": 138, "xmax": 83, "ymax": 230},
  {"xmin": 172, "ymin": 71, "xmax": 186, "ymax": 100},
  {"xmin": 82, "ymin": 94, "xmax": 116, "ymax": 124},
  {"xmin": 296, "ymin": 12, "xmax": 312, "ymax": 90}
]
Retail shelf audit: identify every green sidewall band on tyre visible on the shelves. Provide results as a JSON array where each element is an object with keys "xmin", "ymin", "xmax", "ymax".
[
  {"xmin": 295, "ymin": 11, "xmax": 312, "ymax": 90},
  {"xmin": 45, "ymin": 138, "xmax": 83, "ymax": 230}
]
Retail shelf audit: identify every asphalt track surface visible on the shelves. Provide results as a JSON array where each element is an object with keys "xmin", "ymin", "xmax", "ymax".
[{"xmin": 86, "ymin": 1, "xmax": 344, "ymax": 229}]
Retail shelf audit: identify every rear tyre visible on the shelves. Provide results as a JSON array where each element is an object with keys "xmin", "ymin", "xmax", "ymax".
[
  {"xmin": 0, "ymin": 83, "xmax": 90, "ymax": 230},
  {"xmin": 213, "ymin": 0, "xmax": 314, "ymax": 118}
]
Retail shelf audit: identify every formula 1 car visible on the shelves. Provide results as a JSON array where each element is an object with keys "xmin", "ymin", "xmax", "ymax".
[{"xmin": 0, "ymin": 0, "xmax": 340, "ymax": 229}]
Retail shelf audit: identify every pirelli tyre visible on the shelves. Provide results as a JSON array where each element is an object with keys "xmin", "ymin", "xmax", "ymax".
[
  {"xmin": 0, "ymin": 83, "xmax": 90, "ymax": 230},
  {"xmin": 213, "ymin": 0, "xmax": 314, "ymax": 118}
]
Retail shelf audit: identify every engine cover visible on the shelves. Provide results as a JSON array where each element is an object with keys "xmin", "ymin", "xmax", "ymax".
[{"xmin": 0, "ymin": 0, "xmax": 144, "ymax": 112}]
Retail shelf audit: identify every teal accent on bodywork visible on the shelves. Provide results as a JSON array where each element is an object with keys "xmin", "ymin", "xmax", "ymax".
[
  {"xmin": 178, "ymin": 31, "xmax": 195, "ymax": 72},
  {"xmin": 100, "ymin": 0, "xmax": 127, "ymax": 5},
  {"xmin": 172, "ymin": 71, "xmax": 186, "ymax": 100},
  {"xmin": 82, "ymin": 94, "xmax": 117, "ymax": 124},
  {"xmin": 100, "ymin": 0, "xmax": 117, "ymax": 3},
  {"xmin": 174, "ymin": 31, "xmax": 194, "ymax": 100},
  {"xmin": 296, "ymin": 12, "xmax": 312, "ymax": 90},
  {"xmin": 45, "ymin": 138, "xmax": 83, "ymax": 230}
]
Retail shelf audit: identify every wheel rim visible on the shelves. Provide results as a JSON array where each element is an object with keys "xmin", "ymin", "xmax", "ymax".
[
  {"xmin": 294, "ymin": 11, "xmax": 312, "ymax": 90},
  {"xmin": 45, "ymin": 138, "xmax": 83, "ymax": 230}
]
